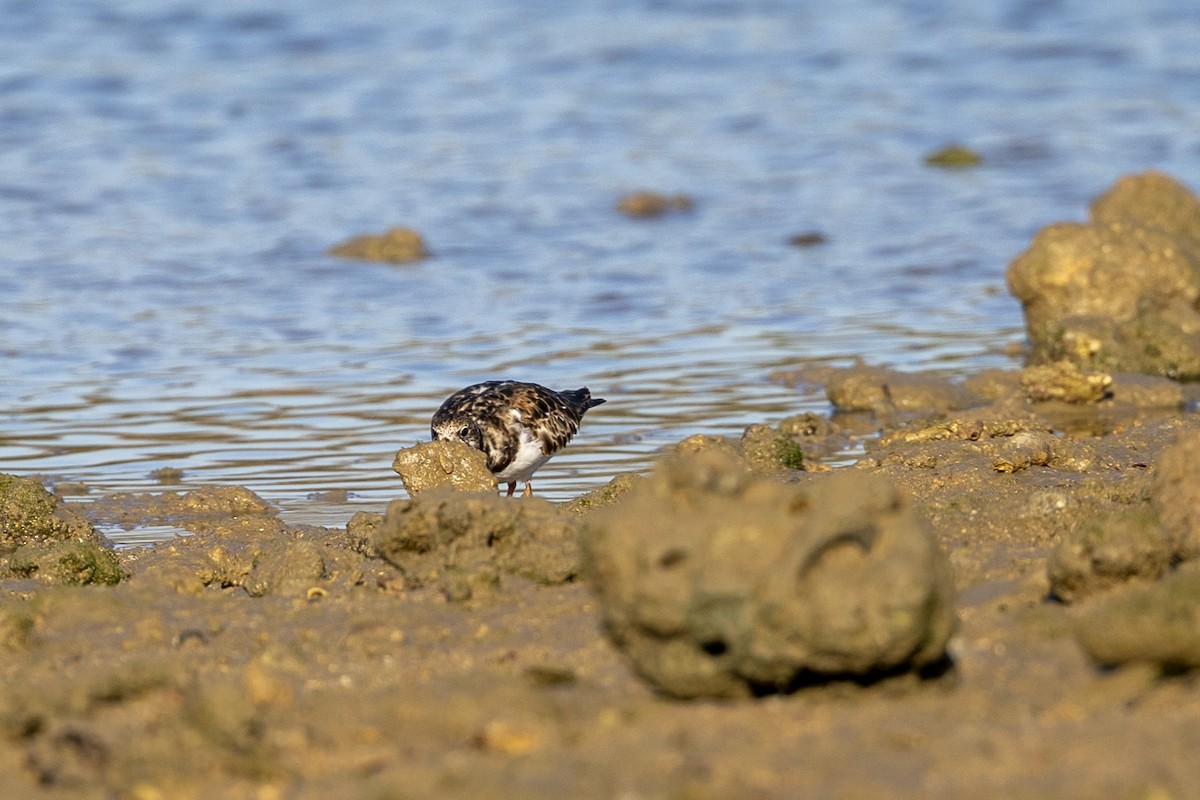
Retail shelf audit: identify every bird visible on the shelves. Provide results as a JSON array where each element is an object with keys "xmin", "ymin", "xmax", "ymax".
[{"xmin": 430, "ymin": 380, "xmax": 606, "ymax": 498}]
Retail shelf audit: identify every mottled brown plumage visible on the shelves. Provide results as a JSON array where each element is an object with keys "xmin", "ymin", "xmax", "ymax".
[{"xmin": 430, "ymin": 380, "xmax": 606, "ymax": 497}]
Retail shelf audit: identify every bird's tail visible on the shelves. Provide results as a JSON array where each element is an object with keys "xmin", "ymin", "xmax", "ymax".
[{"xmin": 563, "ymin": 387, "xmax": 606, "ymax": 411}]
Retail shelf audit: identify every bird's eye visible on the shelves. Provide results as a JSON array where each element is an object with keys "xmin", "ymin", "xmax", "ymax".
[{"xmin": 458, "ymin": 426, "xmax": 470, "ymax": 437}]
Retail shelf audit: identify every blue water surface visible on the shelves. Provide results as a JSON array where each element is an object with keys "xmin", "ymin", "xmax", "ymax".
[{"xmin": 2, "ymin": 0, "xmax": 1199, "ymax": 536}]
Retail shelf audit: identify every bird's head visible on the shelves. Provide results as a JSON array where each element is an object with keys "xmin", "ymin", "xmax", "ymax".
[{"xmin": 431, "ymin": 416, "xmax": 484, "ymax": 451}]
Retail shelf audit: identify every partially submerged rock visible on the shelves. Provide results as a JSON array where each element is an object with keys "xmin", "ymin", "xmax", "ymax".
[
  {"xmin": 615, "ymin": 191, "xmax": 693, "ymax": 218},
  {"xmin": 370, "ymin": 491, "xmax": 580, "ymax": 596},
  {"xmin": 581, "ymin": 449, "xmax": 956, "ymax": 698},
  {"xmin": 924, "ymin": 144, "xmax": 982, "ymax": 168},
  {"xmin": 1007, "ymin": 171, "xmax": 1200, "ymax": 379},
  {"xmin": 392, "ymin": 440, "xmax": 497, "ymax": 497},
  {"xmin": 825, "ymin": 365, "xmax": 978, "ymax": 416},
  {"xmin": 85, "ymin": 485, "xmax": 281, "ymax": 537},
  {"xmin": 328, "ymin": 226, "xmax": 430, "ymax": 263},
  {"xmin": 127, "ymin": 524, "xmax": 368, "ymax": 598}
]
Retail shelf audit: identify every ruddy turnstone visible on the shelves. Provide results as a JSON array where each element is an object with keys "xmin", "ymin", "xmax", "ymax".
[{"xmin": 431, "ymin": 380, "xmax": 606, "ymax": 498}]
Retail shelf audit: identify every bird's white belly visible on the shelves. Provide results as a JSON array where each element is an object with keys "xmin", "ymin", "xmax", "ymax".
[{"xmin": 493, "ymin": 429, "xmax": 550, "ymax": 484}]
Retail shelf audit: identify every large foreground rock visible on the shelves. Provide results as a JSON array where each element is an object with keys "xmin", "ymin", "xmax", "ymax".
[
  {"xmin": 1007, "ymin": 171, "xmax": 1200, "ymax": 379},
  {"xmin": 581, "ymin": 450, "xmax": 956, "ymax": 698}
]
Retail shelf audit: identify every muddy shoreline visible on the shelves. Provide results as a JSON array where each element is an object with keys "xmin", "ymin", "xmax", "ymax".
[
  {"xmin": 6, "ymin": 172, "xmax": 1200, "ymax": 798},
  {"xmin": 2, "ymin": 365, "xmax": 1199, "ymax": 799}
]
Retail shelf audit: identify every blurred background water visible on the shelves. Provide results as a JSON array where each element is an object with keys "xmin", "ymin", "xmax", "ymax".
[{"xmin": 3, "ymin": 0, "xmax": 1199, "ymax": 541}]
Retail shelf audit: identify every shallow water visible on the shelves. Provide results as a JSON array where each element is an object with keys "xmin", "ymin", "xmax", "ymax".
[{"xmin": 3, "ymin": 0, "xmax": 1199, "ymax": 541}]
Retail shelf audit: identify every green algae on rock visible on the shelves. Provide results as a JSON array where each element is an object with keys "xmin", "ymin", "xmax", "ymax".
[
  {"xmin": 0, "ymin": 474, "xmax": 122, "ymax": 586},
  {"xmin": 0, "ymin": 473, "xmax": 102, "ymax": 551},
  {"xmin": 739, "ymin": 424, "xmax": 805, "ymax": 473},
  {"xmin": 581, "ymin": 449, "xmax": 956, "ymax": 698},
  {"xmin": 1007, "ymin": 171, "xmax": 1200, "ymax": 379},
  {"xmin": 7, "ymin": 540, "xmax": 124, "ymax": 586}
]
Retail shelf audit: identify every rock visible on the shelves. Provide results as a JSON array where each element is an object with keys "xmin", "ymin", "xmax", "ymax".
[
  {"xmin": 242, "ymin": 541, "xmax": 328, "ymax": 598},
  {"xmin": 1047, "ymin": 510, "xmax": 1170, "ymax": 602},
  {"xmin": 787, "ymin": 231, "xmax": 828, "ymax": 247},
  {"xmin": 1076, "ymin": 567, "xmax": 1200, "ymax": 669},
  {"xmin": 825, "ymin": 366, "xmax": 978, "ymax": 415},
  {"xmin": 84, "ymin": 485, "xmax": 281, "ymax": 537},
  {"xmin": 391, "ymin": 440, "xmax": 497, "ymax": 497},
  {"xmin": 1007, "ymin": 171, "xmax": 1200, "ymax": 379},
  {"xmin": 1020, "ymin": 361, "xmax": 1113, "ymax": 403},
  {"xmin": 1151, "ymin": 429, "xmax": 1200, "ymax": 561},
  {"xmin": 615, "ymin": 191, "xmax": 693, "ymax": 218},
  {"xmin": 668, "ymin": 427, "xmax": 805, "ymax": 477},
  {"xmin": 923, "ymin": 144, "xmax": 982, "ymax": 168},
  {"xmin": 563, "ymin": 473, "xmax": 643, "ymax": 515},
  {"xmin": 581, "ymin": 449, "xmax": 956, "ymax": 698},
  {"xmin": 6, "ymin": 540, "xmax": 124, "ymax": 586},
  {"xmin": 371, "ymin": 491, "xmax": 580, "ymax": 590},
  {"xmin": 739, "ymin": 424, "xmax": 804, "ymax": 473},
  {"xmin": 1109, "ymin": 373, "xmax": 1186, "ymax": 409},
  {"xmin": 0, "ymin": 473, "xmax": 103, "ymax": 552},
  {"xmin": 328, "ymin": 227, "xmax": 429, "ymax": 263}
]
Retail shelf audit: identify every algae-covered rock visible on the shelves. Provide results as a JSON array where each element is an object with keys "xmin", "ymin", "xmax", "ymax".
[
  {"xmin": 7, "ymin": 540, "xmax": 124, "ymax": 586},
  {"xmin": 1047, "ymin": 510, "xmax": 1171, "ymax": 602},
  {"xmin": 581, "ymin": 449, "xmax": 956, "ymax": 698},
  {"xmin": 0, "ymin": 473, "xmax": 103, "ymax": 552},
  {"xmin": 371, "ymin": 491, "xmax": 580, "ymax": 590},
  {"xmin": 739, "ymin": 424, "xmax": 804, "ymax": 473},
  {"xmin": 391, "ymin": 440, "xmax": 497, "ymax": 497},
  {"xmin": 669, "ymin": 427, "xmax": 804, "ymax": 477},
  {"xmin": 1007, "ymin": 171, "xmax": 1200, "ymax": 379},
  {"xmin": 1076, "ymin": 567, "xmax": 1200, "ymax": 669}
]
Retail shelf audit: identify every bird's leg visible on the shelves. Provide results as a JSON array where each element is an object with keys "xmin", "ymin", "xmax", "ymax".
[
  {"xmin": 522, "ymin": 482, "xmax": 533, "ymax": 497},
  {"xmin": 506, "ymin": 482, "xmax": 517, "ymax": 497}
]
